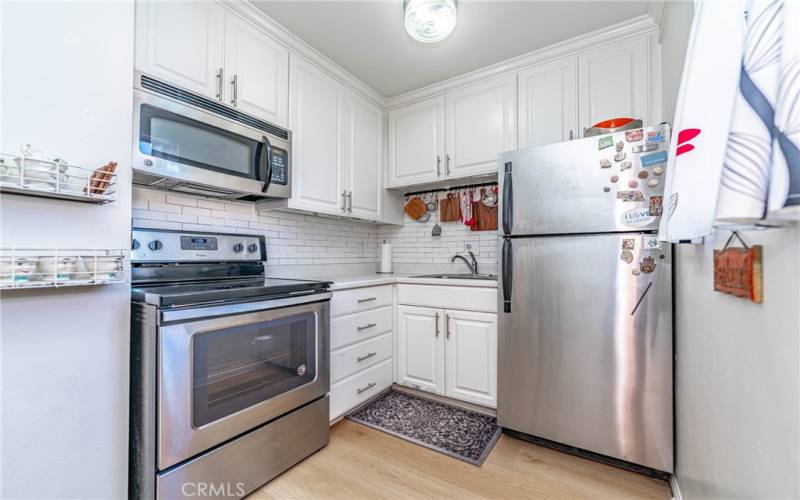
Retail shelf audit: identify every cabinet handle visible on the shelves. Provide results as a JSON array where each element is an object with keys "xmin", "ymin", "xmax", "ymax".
[
  {"xmin": 230, "ymin": 74, "xmax": 238, "ymax": 106},
  {"xmin": 357, "ymin": 322, "xmax": 377, "ymax": 331},
  {"xmin": 436, "ymin": 155, "xmax": 441, "ymax": 177},
  {"xmin": 346, "ymin": 191, "xmax": 352, "ymax": 212},
  {"xmin": 446, "ymin": 313, "xmax": 451, "ymax": 339},
  {"xmin": 434, "ymin": 312, "xmax": 440, "ymax": 337},
  {"xmin": 215, "ymin": 68, "xmax": 224, "ymax": 102},
  {"xmin": 341, "ymin": 190, "xmax": 347, "ymax": 212},
  {"xmin": 357, "ymin": 297, "xmax": 377, "ymax": 303},
  {"xmin": 446, "ymin": 153, "xmax": 451, "ymax": 175},
  {"xmin": 357, "ymin": 352, "xmax": 377, "ymax": 362},
  {"xmin": 569, "ymin": 129, "xmax": 574, "ymax": 140},
  {"xmin": 357, "ymin": 382, "xmax": 376, "ymax": 394}
]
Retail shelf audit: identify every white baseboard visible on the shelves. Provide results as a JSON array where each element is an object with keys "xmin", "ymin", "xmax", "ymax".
[{"xmin": 670, "ymin": 474, "xmax": 683, "ymax": 500}]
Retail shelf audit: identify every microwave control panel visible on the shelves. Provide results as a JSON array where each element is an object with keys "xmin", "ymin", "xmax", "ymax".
[{"xmin": 270, "ymin": 147, "xmax": 288, "ymax": 185}]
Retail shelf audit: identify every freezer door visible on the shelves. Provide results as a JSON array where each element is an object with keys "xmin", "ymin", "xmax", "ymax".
[
  {"xmin": 497, "ymin": 233, "xmax": 673, "ymax": 472},
  {"xmin": 499, "ymin": 124, "xmax": 669, "ymax": 236}
]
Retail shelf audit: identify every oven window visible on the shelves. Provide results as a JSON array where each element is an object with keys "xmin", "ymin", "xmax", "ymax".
[
  {"xmin": 191, "ymin": 312, "xmax": 317, "ymax": 427},
  {"xmin": 139, "ymin": 104, "xmax": 259, "ymax": 179}
]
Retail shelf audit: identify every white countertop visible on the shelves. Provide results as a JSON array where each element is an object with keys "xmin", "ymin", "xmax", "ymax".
[{"xmin": 307, "ymin": 272, "xmax": 498, "ymax": 291}]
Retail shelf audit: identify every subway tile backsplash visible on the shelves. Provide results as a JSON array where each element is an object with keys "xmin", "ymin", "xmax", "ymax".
[{"xmin": 132, "ymin": 188, "xmax": 498, "ymax": 272}]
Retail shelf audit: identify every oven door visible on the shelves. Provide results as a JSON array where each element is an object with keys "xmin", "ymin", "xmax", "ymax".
[
  {"xmin": 158, "ymin": 296, "xmax": 329, "ymax": 469},
  {"xmin": 132, "ymin": 84, "xmax": 290, "ymax": 200}
]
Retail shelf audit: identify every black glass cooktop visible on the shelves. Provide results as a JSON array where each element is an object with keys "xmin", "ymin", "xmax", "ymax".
[{"xmin": 131, "ymin": 277, "xmax": 330, "ymax": 307}]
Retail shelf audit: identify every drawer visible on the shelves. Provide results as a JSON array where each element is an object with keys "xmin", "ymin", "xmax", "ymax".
[
  {"xmin": 331, "ymin": 285, "xmax": 393, "ymax": 317},
  {"xmin": 331, "ymin": 306, "xmax": 392, "ymax": 350},
  {"xmin": 331, "ymin": 332, "xmax": 393, "ymax": 383},
  {"xmin": 330, "ymin": 358, "xmax": 392, "ymax": 420},
  {"xmin": 397, "ymin": 284, "xmax": 497, "ymax": 312}
]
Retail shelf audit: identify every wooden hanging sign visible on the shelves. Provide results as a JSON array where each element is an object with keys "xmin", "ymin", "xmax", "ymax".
[{"xmin": 713, "ymin": 231, "xmax": 763, "ymax": 303}]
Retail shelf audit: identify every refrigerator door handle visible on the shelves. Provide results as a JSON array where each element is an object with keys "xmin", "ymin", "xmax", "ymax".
[
  {"xmin": 502, "ymin": 238, "xmax": 513, "ymax": 313},
  {"xmin": 502, "ymin": 162, "xmax": 513, "ymax": 235}
]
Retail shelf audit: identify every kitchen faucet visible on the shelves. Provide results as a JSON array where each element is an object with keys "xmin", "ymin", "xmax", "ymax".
[{"xmin": 451, "ymin": 251, "xmax": 478, "ymax": 275}]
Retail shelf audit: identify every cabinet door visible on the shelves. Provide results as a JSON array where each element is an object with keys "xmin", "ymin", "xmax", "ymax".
[
  {"xmin": 224, "ymin": 13, "xmax": 289, "ymax": 127},
  {"xmin": 344, "ymin": 92, "xmax": 383, "ymax": 220},
  {"xmin": 396, "ymin": 306, "xmax": 445, "ymax": 395},
  {"xmin": 289, "ymin": 57, "xmax": 344, "ymax": 214},
  {"xmin": 135, "ymin": 1, "xmax": 225, "ymax": 99},
  {"xmin": 445, "ymin": 310, "xmax": 497, "ymax": 407},
  {"xmin": 578, "ymin": 36, "xmax": 650, "ymax": 136},
  {"xmin": 518, "ymin": 57, "xmax": 578, "ymax": 148},
  {"xmin": 445, "ymin": 75, "xmax": 516, "ymax": 179},
  {"xmin": 387, "ymin": 96, "xmax": 445, "ymax": 187}
]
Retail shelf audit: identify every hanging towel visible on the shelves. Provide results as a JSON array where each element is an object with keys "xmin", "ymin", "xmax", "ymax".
[
  {"xmin": 658, "ymin": 0, "xmax": 745, "ymax": 242},
  {"xmin": 660, "ymin": 0, "xmax": 800, "ymax": 242}
]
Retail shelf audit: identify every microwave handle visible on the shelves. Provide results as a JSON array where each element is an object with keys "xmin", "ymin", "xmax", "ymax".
[{"xmin": 258, "ymin": 135, "xmax": 274, "ymax": 194}]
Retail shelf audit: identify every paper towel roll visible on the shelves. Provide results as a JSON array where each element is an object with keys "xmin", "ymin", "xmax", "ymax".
[{"xmin": 379, "ymin": 240, "xmax": 392, "ymax": 274}]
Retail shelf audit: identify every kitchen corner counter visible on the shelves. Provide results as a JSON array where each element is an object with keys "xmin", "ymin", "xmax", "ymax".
[{"xmin": 310, "ymin": 273, "xmax": 498, "ymax": 291}]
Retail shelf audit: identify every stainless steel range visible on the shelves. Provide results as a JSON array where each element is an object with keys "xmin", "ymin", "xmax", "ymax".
[{"xmin": 129, "ymin": 228, "xmax": 331, "ymax": 499}]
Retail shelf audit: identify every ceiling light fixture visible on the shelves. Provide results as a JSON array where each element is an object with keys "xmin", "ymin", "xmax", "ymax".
[{"xmin": 404, "ymin": 0, "xmax": 457, "ymax": 44}]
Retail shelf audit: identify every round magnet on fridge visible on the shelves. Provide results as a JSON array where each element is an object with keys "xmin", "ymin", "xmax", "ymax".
[{"xmin": 628, "ymin": 180, "xmax": 638, "ymax": 188}]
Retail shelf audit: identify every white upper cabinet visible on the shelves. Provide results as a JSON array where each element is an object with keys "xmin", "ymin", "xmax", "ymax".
[
  {"xmin": 289, "ymin": 57, "xmax": 344, "ymax": 214},
  {"xmin": 578, "ymin": 36, "xmax": 650, "ymax": 136},
  {"xmin": 397, "ymin": 305, "xmax": 445, "ymax": 395},
  {"xmin": 444, "ymin": 310, "xmax": 497, "ymax": 408},
  {"xmin": 387, "ymin": 96, "xmax": 445, "ymax": 187},
  {"xmin": 135, "ymin": 1, "xmax": 225, "ymax": 99},
  {"xmin": 135, "ymin": 2, "xmax": 289, "ymax": 126},
  {"xmin": 344, "ymin": 92, "xmax": 383, "ymax": 220},
  {"xmin": 518, "ymin": 57, "xmax": 578, "ymax": 148},
  {"xmin": 224, "ymin": 13, "xmax": 289, "ymax": 127},
  {"xmin": 445, "ymin": 75, "xmax": 516, "ymax": 179}
]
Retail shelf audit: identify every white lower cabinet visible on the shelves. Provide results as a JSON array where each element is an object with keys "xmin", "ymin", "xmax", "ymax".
[
  {"xmin": 329, "ymin": 285, "xmax": 394, "ymax": 421},
  {"xmin": 396, "ymin": 302, "xmax": 497, "ymax": 408}
]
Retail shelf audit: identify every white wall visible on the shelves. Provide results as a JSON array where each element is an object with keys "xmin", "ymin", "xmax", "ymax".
[
  {"xmin": 131, "ymin": 188, "xmax": 499, "ymax": 274},
  {"xmin": 674, "ymin": 227, "xmax": 800, "ymax": 499},
  {"xmin": 0, "ymin": 2, "xmax": 134, "ymax": 498},
  {"xmin": 659, "ymin": 2, "xmax": 800, "ymax": 498}
]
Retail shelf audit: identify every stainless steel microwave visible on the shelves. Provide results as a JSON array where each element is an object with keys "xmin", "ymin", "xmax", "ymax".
[{"xmin": 132, "ymin": 72, "xmax": 291, "ymax": 201}]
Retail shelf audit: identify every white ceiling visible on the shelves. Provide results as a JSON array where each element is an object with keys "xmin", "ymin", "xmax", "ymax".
[{"xmin": 252, "ymin": 1, "xmax": 651, "ymax": 98}]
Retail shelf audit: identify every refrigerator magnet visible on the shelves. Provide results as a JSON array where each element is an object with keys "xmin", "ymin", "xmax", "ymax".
[
  {"xmin": 603, "ymin": 186, "xmax": 611, "ymax": 192},
  {"xmin": 617, "ymin": 190, "xmax": 644, "ymax": 202},
  {"xmin": 638, "ymin": 170, "xmax": 649, "ymax": 179},
  {"xmin": 615, "ymin": 141, "xmax": 624, "ymax": 152},
  {"xmin": 628, "ymin": 180, "xmax": 639, "ymax": 188},
  {"xmin": 649, "ymin": 195, "xmax": 663, "ymax": 216},
  {"xmin": 621, "ymin": 207, "xmax": 655, "ymax": 226},
  {"xmin": 640, "ymin": 151, "xmax": 668, "ymax": 167},
  {"xmin": 640, "ymin": 256, "xmax": 657, "ymax": 274},
  {"xmin": 620, "ymin": 161, "xmax": 632, "ymax": 171},
  {"xmin": 610, "ymin": 175, "xmax": 619, "ymax": 183},
  {"xmin": 648, "ymin": 178, "xmax": 659, "ymax": 188},
  {"xmin": 600, "ymin": 159, "xmax": 612, "ymax": 168},
  {"xmin": 598, "ymin": 136, "xmax": 614, "ymax": 150},
  {"xmin": 625, "ymin": 129, "xmax": 644, "ymax": 142},
  {"xmin": 614, "ymin": 151, "xmax": 627, "ymax": 162},
  {"xmin": 647, "ymin": 130, "xmax": 665, "ymax": 143},
  {"xmin": 632, "ymin": 144, "xmax": 658, "ymax": 153},
  {"xmin": 653, "ymin": 166, "xmax": 664, "ymax": 176},
  {"xmin": 642, "ymin": 235, "xmax": 660, "ymax": 250},
  {"xmin": 631, "ymin": 268, "xmax": 641, "ymax": 276},
  {"xmin": 622, "ymin": 238, "xmax": 636, "ymax": 250},
  {"xmin": 620, "ymin": 249, "xmax": 634, "ymax": 263}
]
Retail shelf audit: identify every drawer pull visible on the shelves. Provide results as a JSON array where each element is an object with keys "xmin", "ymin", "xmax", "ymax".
[
  {"xmin": 357, "ymin": 297, "xmax": 377, "ymax": 303},
  {"xmin": 357, "ymin": 322, "xmax": 377, "ymax": 331},
  {"xmin": 357, "ymin": 352, "xmax": 377, "ymax": 362},
  {"xmin": 357, "ymin": 382, "xmax": 376, "ymax": 394}
]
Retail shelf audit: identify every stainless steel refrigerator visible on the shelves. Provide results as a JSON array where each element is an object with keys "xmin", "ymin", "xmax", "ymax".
[{"xmin": 497, "ymin": 124, "xmax": 673, "ymax": 474}]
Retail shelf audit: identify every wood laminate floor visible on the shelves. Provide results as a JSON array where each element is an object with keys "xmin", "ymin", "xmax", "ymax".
[{"xmin": 251, "ymin": 419, "xmax": 670, "ymax": 500}]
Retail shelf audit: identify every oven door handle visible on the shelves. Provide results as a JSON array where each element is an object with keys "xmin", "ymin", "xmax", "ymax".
[
  {"xmin": 160, "ymin": 291, "xmax": 331, "ymax": 323},
  {"xmin": 258, "ymin": 135, "xmax": 274, "ymax": 194}
]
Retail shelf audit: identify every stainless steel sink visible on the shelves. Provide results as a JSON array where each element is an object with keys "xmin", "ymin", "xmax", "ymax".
[{"xmin": 411, "ymin": 273, "xmax": 497, "ymax": 280}]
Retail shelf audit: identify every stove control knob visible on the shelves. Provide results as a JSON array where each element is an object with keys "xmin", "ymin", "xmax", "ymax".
[
  {"xmin": 247, "ymin": 243, "xmax": 258, "ymax": 253},
  {"xmin": 148, "ymin": 240, "xmax": 163, "ymax": 251},
  {"xmin": 131, "ymin": 239, "xmax": 140, "ymax": 250},
  {"xmin": 233, "ymin": 243, "xmax": 244, "ymax": 253}
]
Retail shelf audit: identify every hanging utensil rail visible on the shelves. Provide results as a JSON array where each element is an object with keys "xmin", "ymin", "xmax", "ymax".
[{"xmin": 403, "ymin": 181, "xmax": 497, "ymax": 199}]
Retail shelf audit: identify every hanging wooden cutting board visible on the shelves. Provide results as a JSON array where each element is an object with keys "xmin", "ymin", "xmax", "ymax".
[
  {"xmin": 404, "ymin": 197, "xmax": 427, "ymax": 220},
  {"xmin": 440, "ymin": 194, "xmax": 461, "ymax": 222},
  {"xmin": 472, "ymin": 200, "xmax": 498, "ymax": 231}
]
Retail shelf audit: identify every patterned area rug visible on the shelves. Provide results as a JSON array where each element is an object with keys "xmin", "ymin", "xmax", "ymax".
[{"xmin": 347, "ymin": 390, "xmax": 501, "ymax": 466}]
